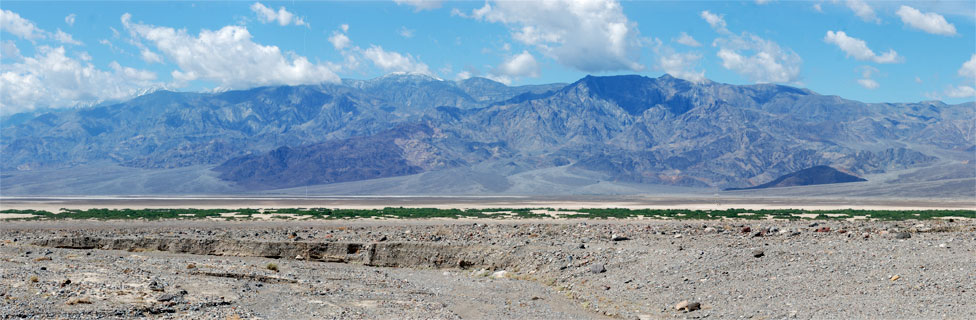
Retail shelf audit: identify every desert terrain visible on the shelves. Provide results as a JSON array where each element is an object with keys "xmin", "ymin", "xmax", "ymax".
[{"xmin": 1, "ymin": 210, "xmax": 975, "ymax": 319}]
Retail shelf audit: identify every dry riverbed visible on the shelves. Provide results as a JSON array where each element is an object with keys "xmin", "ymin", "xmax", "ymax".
[{"xmin": 1, "ymin": 219, "xmax": 975, "ymax": 319}]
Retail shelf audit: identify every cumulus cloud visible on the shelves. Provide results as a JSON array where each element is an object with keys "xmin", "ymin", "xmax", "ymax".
[
  {"xmin": 654, "ymin": 46, "xmax": 705, "ymax": 83},
  {"xmin": 845, "ymin": 0, "xmax": 880, "ymax": 23},
  {"xmin": 398, "ymin": 26, "xmax": 415, "ymax": 38},
  {"xmin": 824, "ymin": 31, "xmax": 902, "ymax": 64},
  {"xmin": 468, "ymin": 0, "xmax": 643, "ymax": 73},
  {"xmin": 675, "ymin": 32, "xmax": 701, "ymax": 47},
  {"xmin": 329, "ymin": 30, "xmax": 351, "ymax": 50},
  {"xmin": 363, "ymin": 45, "xmax": 431, "ymax": 75},
  {"xmin": 704, "ymin": 11, "xmax": 801, "ymax": 83},
  {"xmin": 493, "ymin": 50, "xmax": 540, "ymax": 81},
  {"xmin": 122, "ymin": 13, "xmax": 339, "ymax": 89},
  {"xmin": 700, "ymin": 10, "xmax": 728, "ymax": 33},
  {"xmin": 1, "ymin": 10, "xmax": 82, "ymax": 45},
  {"xmin": 250, "ymin": 2, "xmax": 306, "ymax": 26},
  {"xmin": 394, "ymin": 0, "xmax": 443, "ymax": 11},
  {"xmin": 53, "ymin": 29, "xmax": 82, "ymax": 45},
  {"xmin": 959, "ymin": 54, "xmax": 976, "ymax": 79},
  {"xmin": 1, "ymin": 9, "xmax": 45, "ymax": 40},
  {"xmin": 896, "ymin": 6, "xmax": 957, "ymax": 36},
  {"xmin": 326, "ymin": 25, "xmax": 431, "ymax": 76},
  {"xmin": 1, "ymin": 40, "xmax": 21, "ymax": 60},
  {"xmin": 855, "ymin": 65, "xmax": 879, "ymax": 90},
  {"xmin": 0, "ymin": 46, "xmax": 159, "ymax": 113},
  {"xmin": 65, "ymin": 13, "xmax": 76, "ymax": 26},
  {"xmin": 943, "ymin": 54, "xmax": 976, "ymax": 98}
]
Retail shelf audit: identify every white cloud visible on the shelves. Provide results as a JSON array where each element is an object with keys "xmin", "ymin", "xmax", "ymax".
[
  {"xmin": 122, "ymin": 13, "xmax": 339, "ymax": 89},
  {"xmin": 857, "ymin": 78, "xmax": 879, "ymax": 89},
  {"xmin": 53, "ymin": 29, "xmax": 82, "ymax": 45},
  {"xmin": 363, "ymin": 45, "xmax": 431, "ymax": 75},
  {"xmin": 824, "ymin": 31, "xmax": 902, "ymax": 64},
  {"xmin": 469, "ymin": 0, "xmax": 643, "ymax": 73},
  {"xmin": 856, "ymin": 65, "xmax": 879, "ymax": 90},
  {"xmin": 813, "ymin": 3, "xmax": 823, "ymax": 13},
  {"xmin": 329, "ymin": 31, "xmax": 351, "ymax": 50},
  {"xmin": 398, "ymin": 26, "xmax": 415, "ymax": 38},
  {"xmin": 654, "ymin": 46, "xmax": 705, "ymax": 83},
  {"xmin": 675, "ymin": 32, "xmax": 701, "ymax": 47},
  {"xmin": 945, "ymin": 85, "xmax": 975, "ymax": 98},
  {"xmin": 456, "ymin": 70, "xmax": 473, "ymax": 80},
  {"xmin": 943, "ymin": 54, "xmax": 976, "ymax": 98},
  {"xmin": 65, "ymin": 13, "xmax": 76, "ymax": 27},
  {"xmin": 139, "ymin": 48, "xmax": 163, "ymax": 64},
  {"xmin": 1, "ymin": 10, "xmax": 83, "ymax": 45},
  {"xmin": 707, "ymin": 15, "xmax": 801, "ymax": 84},
  {"xmin": 959, "ymin": 54, "xmax": 976, "ymax": 79},
  {"xmin": 394, "ymin": 0, "xmax": 443, "ymax": 11},
  {"xmin": 700, "ymin": 10, "xmax": 728, "ymax": 33},
  {"xmin": 494, "ymin": 50, "xmax": 540, "ymax": 78},
  {"xmin": 250, "ymin": 2, "xmax": 306, "ymax": 27},
  {"xmin": 914, "ymin": 76, "xmax": 922, "ymax": 83},
  {"xmin": 0, "ymin": 46, "xmax": 159, "ymax": 114},
  {"xmin": 845, "ymin": 0, "xmax": 880, "ymax": 23},
  {"xmin": 896, "ymin": 5, "xmax": 956, "ymax": 36},
  {"xmin": 1, "ymin": 40, "xmax": 20, "ymax": 60},
  {"xmin": 756, "ymin": 0, "xmax": 774, "ymax": 5},
  {"xmin": 1, "ymin": 9, "xmax": 45, "ymax": 40}
]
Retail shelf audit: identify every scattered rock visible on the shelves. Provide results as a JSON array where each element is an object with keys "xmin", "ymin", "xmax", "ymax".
[
  {"xmin": 148, "ymin": 279, "xmax": 165, "ymax": 292},
  {"xmin": 752, "ymin": 249, "xmax": 765, "ymax": 258},
  {"xmin": 741, "ymin": 227, "xmax": 751, "ymax": 233},
  {"xmin": 675, "ymin": 300, "xmax": 701, "ymax": 312},
  {"xmin": 890, "ymin": 275, "xmax": 900, "ymax": 281},
  {"xmin": 66, "ymin": 297, "xmax": 92, "ymax": 305},
  {"xmin": 590, "ymin": 263, "xmax": 606, "ymax": 274},
  {"xmin": 815, "ymin": 227, "xmax": 831, "ymax": 233}
]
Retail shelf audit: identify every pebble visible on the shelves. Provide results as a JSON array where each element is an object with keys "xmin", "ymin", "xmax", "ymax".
[
  {"xmin": 895, "ymin": 232, "xmax": 911, "ymax": 239},
  {"xmin": 675, "ymin": 300, "xmax": 701, "ymax": 312},
  {"xmin": 611, "ymin": 235, "xmax": 630, "ymax": 241},
  {"xmin": 590, "ymin": 263, "xmax": 606, "ymax": 274},
  {"xmin": 752, "ymin": 249, "xmax": 765, "ymax": 258}
]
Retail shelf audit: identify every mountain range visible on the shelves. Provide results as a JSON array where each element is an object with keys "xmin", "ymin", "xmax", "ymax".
[{"xmin": 2, "ymin": 73, "xmax": 973, "ymax": 197}]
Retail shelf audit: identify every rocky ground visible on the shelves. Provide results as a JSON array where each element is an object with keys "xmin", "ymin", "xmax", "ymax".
[{"xmin": 1, "ymin": 218, "xmax": 975, "ymax": 319}]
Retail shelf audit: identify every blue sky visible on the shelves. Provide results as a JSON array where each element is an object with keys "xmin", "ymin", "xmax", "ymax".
[{"xmin": 1, "ymin": 0, "xmax": 974, "ymax": 114}]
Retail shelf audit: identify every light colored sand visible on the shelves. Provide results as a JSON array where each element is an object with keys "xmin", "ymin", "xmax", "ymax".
[{"xmin": 1, "ymin": 196, "xmax": 973, "ymax": 212}]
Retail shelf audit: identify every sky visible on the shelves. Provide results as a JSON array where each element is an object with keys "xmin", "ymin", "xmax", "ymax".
[{"xmin": 1, "ymin": 0, "xmax": 974, "ymax": 115}]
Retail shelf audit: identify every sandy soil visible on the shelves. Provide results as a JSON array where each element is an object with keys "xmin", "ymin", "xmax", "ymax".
[
  {"xmin": 2, "ymin": 195, "xmax": 974, "ymax": 212},
  {"xmin": 2, "ymin": 218, "xmax": 974, "ymax": 319}
]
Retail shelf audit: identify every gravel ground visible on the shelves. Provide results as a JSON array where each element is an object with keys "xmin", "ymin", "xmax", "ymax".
[{"xmin": 1, "ymin": 218, "xmax": 974, "ymax": 319}]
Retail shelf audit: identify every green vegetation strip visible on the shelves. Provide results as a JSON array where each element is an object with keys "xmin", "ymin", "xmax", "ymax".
[{"xmin": 1, "ymin": 207, "xmax": 973, "ymax": 221}]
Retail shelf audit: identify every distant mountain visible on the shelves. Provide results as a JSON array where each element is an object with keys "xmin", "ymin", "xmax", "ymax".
[
  {"xmin": 2, "ymin": 73, "xmax": 973, "ymax": 194},
  {"xmin": 725, "ymin": 165, "xmax": 866, "ymax": 190}
]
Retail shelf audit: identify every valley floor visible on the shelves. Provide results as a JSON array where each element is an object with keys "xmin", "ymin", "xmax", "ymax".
[{"xmin": 1, "ymin": 219, "xmax": 974, "ymax": 319}]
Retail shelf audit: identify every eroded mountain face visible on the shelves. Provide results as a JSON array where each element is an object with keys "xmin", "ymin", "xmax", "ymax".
[{"xmin": 2, "ymin": 74, "xmax": 972, "ymax": 190}]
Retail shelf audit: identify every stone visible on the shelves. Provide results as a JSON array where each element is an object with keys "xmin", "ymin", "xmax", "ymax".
[
  {"xmin": 752, "ymin": 249, "xmax": 765, "ymax": 258},
  {"xmin": 741, "ymin": 227, "xmax": 751, "ymax": 233},
  {"xmin": 675, "ymin": 300, "xmax": 689, "ymax": 310},
  {"xmin": 491, "ymin": 270, "xmax": 508, "ymax": 279},
  {"xmin": 894, "ymin": 232, "xmax": 911, "ymax": 239},
  {"xmin": 611, "ymin": 235, "xmax": 630, "ymax": 241},
  {"xmin": 703, "ymin": 227, "xmax": 717, "ymax": 233},
  {"xmin": 148, "ymin": 279, "xmax": 164, "ymax": 292},
  {"xmin": 890, "ymin": 275, "xmax": 900, "ymax": 281},
  {"xmin": 590, "ymin": 263, "xmax": 606, "ymax": 274},
  {"xmin": 675, "ymin": 300, "xmax": 701, "ymax": 312}
]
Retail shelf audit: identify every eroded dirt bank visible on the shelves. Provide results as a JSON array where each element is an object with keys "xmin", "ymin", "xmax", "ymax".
[{"xmin": 2, "ymin": 219, "xmax": 975, "ymax": 319}]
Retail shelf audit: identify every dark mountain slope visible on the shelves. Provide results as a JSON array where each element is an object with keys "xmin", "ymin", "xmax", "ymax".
[{"xmin": 726, "ymin": 165, "xmax": 867, "ymax": 190}]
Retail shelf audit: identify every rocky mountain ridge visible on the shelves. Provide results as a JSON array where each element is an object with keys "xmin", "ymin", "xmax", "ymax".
[{"xmin": 1, "ymin": 74, "xmax": 973, "ymax": 192}]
